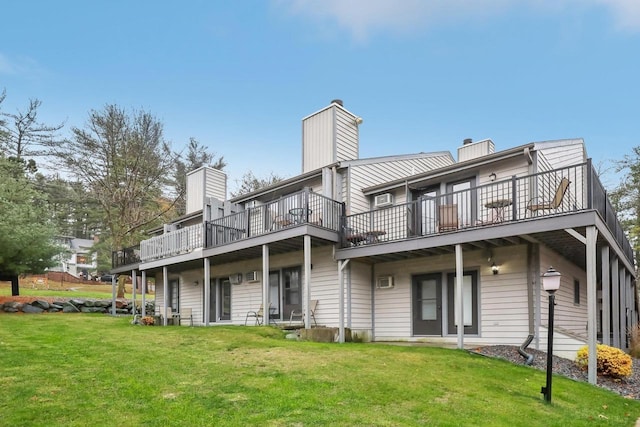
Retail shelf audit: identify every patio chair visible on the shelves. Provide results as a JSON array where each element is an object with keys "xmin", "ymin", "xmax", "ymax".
[
  {"xmin": 526, "ymin": 177, "xmax": 571, "ymax": 217},
  {"xmin": 177, "ymin": 307, "xmax": 193, "ymax": 326},
  {"xmin": 155, "ymin": 305, "xmax": 173, "ymax": 325},
  {"xmin": 289, "ymin": 299, "xmax": 318, "ymax": 327},
  {"xmin": 438, "ymin": 204, "xmax": 459, "ymax": 232},
  {"xmin": 245, "ymin": 303, "xmax": 267, "ymax": 326}
]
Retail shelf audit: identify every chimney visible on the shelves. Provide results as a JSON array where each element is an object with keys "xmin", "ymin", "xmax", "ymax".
[
  {"xmin": 301, "ymin": 100, "xmax": 360, "ymax": 173},
  {"xmin": 185, "ymin": 166, "xmax": 227, "ymax": 214},
  {"xmin": 457, "ymin": 138, "xmax": 495, "ymax": 162}
]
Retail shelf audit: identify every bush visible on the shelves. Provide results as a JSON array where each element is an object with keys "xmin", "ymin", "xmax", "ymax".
[
  {"xmin": 141, "ymin": 316, "xmax": 155, "ymax": 326},
  {"xmin": 576, "ymin": 344, "xmax": 632, "ymax": 378}
]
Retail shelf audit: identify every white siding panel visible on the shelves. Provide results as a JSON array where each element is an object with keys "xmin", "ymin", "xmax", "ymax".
[
  {"xmin": 372, "ymin": 246, "xmax": 531, "ymax": 346},
  {"xmin": 537, "ymin": 142, "xmax": 585, "ymax": 170},
  {"xmin": 205, "ymin": 167, "xmax": 227, "ymax": 201},
  {"xmin": 303, "ymin": 107, "xmax": 335, "ymax": 173},
  {"xmin": 335, "ymin": 108, "xmax": 358, "ymax": 162},
  {"xmin": 186, "ymin": 169, "xmax": 204, "ymax": 215},
  {"xmin": 349, "ymin": 261, "xmax": 372, "ymax": 335}
]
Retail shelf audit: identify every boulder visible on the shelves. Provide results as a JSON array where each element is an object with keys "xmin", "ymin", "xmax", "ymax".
[
  {"xmin": 80, "ymin": 306, "xmax": 106, "ymax": 313},
  {"xmin": 83, "ymin": 300, "xmax": 95, "ymax": 307},
  {"xmin": 62, "ymin": 304, "xmax": 80, "ymax": 313},
  {"xmin": 70, "ymin": 299, "xmax": 86, "ymax": 306},
  {"xmin": 116, "ymin": 308, "xmax": 129, "ymax": 314},
  {"xmin": 50, "ymin": 303, "xmax": 63, "ymax": 310},
  {"xmin": 3, "ymin": 301, "xmax": 23, "ymax": 311},
  {"xmin": 47, "ymin": 308, "xmax": 60, "ymax": 313},
  {"xmin": 93, "ymin": 300, "xmax": 111, "ymax": 308},
  {"xmin": 31, "ymin": 300, "xmax": 50, "ymax": 310},
  {"xmin": 115, "ymin": 300, "xmax": 128, "ymax": 309},
  {"xmin": 22, "ymin": 304, "xmax": 45, "ymax": 314}
]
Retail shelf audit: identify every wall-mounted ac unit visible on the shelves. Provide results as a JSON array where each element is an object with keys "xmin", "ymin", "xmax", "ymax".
[
  {"xmin": 246, "ymin": 271, "xmax": 261, "ymax": 282},
  {"xmin": 374, "ymin": 193, "xmax": 393, "ymax": 208},
  {"xmin": 377, "ymin": 275, "xmax": 394, "ymax": 289},
  {"xmin": 229, "ymin": 273, "xmax": 243, "ymax": 285}
]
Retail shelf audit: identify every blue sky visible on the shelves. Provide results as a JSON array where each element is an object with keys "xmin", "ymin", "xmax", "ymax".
[{"xmin": 1, "ymin": 0, "xmax": 639, "ymax": 191}]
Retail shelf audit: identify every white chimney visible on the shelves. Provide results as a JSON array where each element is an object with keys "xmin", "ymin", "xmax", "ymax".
[
  {"xmin": 301, "ymin": 100, "xmax": 362, "ymax": 173},
  {"xmin": 186, "ymin": 167, "xmax": 227, "ymax": 214},
  {"xmin": 457, "ymin": 138, "xmax": 495, "ymax": 162}
]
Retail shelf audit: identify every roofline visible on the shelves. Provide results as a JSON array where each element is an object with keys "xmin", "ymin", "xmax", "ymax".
[
  {"xmin": 341, "ymin": 151, "xmax": 453, "ymax": 167},
  {"xmin": 301, "ymin": 101, "xmax": 358, "ymax": 122},
  {"xmin": 362, "ymin": 143, "xmax": 536, "ymax": 194}
]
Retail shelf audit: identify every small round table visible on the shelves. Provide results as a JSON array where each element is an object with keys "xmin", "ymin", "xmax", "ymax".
[{"xmin": 484, "ymin": 199, "xmax": 512, "ymax": 223}]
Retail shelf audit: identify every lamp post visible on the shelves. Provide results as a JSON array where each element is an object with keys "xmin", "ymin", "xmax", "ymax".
[{"xmin": 541, "ymin": 266, "xmax": 561, "ymax": 403}]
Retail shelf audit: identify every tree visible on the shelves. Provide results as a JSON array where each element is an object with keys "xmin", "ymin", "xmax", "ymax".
[
  {"xmin": 173, "ymin": 137, "xmax": 226, "ymax": 215},
  {"xmin": 0, "ymin": 96, "xmax": 64, "ymax": 166},
  {"xmin": 0, "ymin": 157, "xmax": 60, "ymax": 295},
  {"xmin": 230, "ymin": 171, "xmax": 286, "ymax": 197},
  {"xmin": 611, "ymin": 147, "xmax": 640, "ymax": 267},
  {"xmin": 52, "ymin": 105, "xmax": 180, "ymax": 295}
]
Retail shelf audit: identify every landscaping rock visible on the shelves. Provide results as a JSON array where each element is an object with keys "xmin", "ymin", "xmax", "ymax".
[
  {"xmin": 62, "ymin": 304, "xmax": 80, "ymax": 313},
  {"xmin": 32, "ymin": 300, "xmax": 50, "ymax": 310},
  {"xmin": 80, "ymin": 306, "xmax": 106, "ymax": 313},
  {"xmin": 93, "ymin": 300, "xmax": 111, "ymax": 308},
  {"xmin": 115, "ymin": 308, "xmax": 129, "ymax": 314},
  {"xmin": 83, "ymin": 300, "xmax": 95, "ymax": 307},
  {"xmin": 50, "ymin": 303, "xmax": 63, "ymax": 310},
  {"xmin": 3, "ymin": 301, "xmax": 23, "ymax": 311},
  {"xmin": 70, "ymin": 299, "xmax": 86, "ymax": 306},
  {"xmin": 22, "ymin": 304, "xmax": 45, "ymax": 314}
]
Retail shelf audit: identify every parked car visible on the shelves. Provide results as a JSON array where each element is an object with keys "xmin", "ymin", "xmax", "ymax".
[{"xmin": 99, "ymin": 274, "xmax": 116, "ymax": 283}]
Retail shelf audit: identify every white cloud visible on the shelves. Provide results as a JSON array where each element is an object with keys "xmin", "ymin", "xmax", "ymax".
[
  {"xmin": 594, "ymin": 0, "xmax": 640, "ymax": 31},
  {"xmin": 0, "ymin": 52, "xmax": 43, "ymax": 77},
  {"xmin": 275, "ymin": 0, "xmax": 640, "ymax": 41}
]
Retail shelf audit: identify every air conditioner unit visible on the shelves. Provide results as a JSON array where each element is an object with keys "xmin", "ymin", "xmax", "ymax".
[
  {"xmin": 374, "ymin": 193, "xmax": 393, "ymax": 208},
  {"xmin": 377, "ymin": 275, "xmax": 394, "ymax": 289},
  {"xmin": 246, "ymin": 271, "xmax": 261, "ymax": 282},
  {"xmin": 229, "ymin": 273, "xmax": 243, "ymax": 285}
]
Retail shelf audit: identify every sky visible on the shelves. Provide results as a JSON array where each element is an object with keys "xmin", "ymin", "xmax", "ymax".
[{"xmin": 1, "ymin": 0, "xmax": 639, "ymax": 192}]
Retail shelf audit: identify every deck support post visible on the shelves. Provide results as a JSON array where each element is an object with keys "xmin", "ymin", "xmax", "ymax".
[
  {"xmin": 141, "ymin": 270, "xmax": 147, "ymax": 317},
  {"xmin": 304, "ymin": 235, "xmax": 311, "ymax": 329},
  {"xmin": 163, "ymin": 266, "xmax": 169, "ymax": 326},
  {"xmin": 262, "ymin": 245, "xmax": 269, "ymax": 325},
  {"xmin": 338, "ymin": 259, "xmax": 350, "ymax": 343},
  {"xmin": 586, "ymin": 225, "xmax": 598, "ymax": 385},
  {"xmin": 204, "ymin": 257, "xmax": 210, "ymax": 326},
  {"xmin": 455, "ymin": 244, "xmax": 464, "ymax": 349}
]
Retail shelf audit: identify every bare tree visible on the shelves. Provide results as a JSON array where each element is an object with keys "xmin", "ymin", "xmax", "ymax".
[
  {"xmin": 52, "ymin": 105, "xmax": 180, "ymax": 274},
  {"xmin": 0, "ymin": 97, "xmax": 64, "ymax": 164},
  {"xmin": 230, "ymin": 171, "xmax": 286, "ymax": 197}
]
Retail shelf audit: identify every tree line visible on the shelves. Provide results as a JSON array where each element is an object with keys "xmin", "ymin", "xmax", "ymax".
[{"xmin": 0, "ymin": 90, "xmax": 283, "ymax": 292}]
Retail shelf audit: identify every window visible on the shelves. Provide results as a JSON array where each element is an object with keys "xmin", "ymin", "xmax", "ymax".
[
  {"xmin": 169, "ymin": 279, "xmax": 179, "ymax": 311},
  {"xmin": 574, "ymin": 279, "xmax": 580, "ymax": 305}
]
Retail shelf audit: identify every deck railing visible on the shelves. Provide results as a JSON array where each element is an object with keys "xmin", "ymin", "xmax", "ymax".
[
  {"xmin": 343, "ymin": 161, "xmax": 633, "ymax": 264},
  {"xmin": 139, "ymin": 223, "xmax": 203, "ymax": 261},
  {"xmin": 112, "ymin": 245, "xmax": 141, "ymax": 268},
  {"xmin": 205, "ymin": 189, "xmax": 344, "ymax": 247}
]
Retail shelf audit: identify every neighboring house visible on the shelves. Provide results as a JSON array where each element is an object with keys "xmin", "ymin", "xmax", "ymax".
[
  {"xmin": 52, "ymin": 236, "xmax": 98, "ymax": 279},
  {"xmin": 111, "ymin": 100, "xmax": 636, "ymax": 383}
]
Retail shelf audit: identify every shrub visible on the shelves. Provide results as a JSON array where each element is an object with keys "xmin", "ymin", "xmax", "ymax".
[
  {"xmin": 141, "ymin": 316, "xmax": 155, "ymax": 326},
  {"xmin": 629, "ymin": 325, "xmax": 640, "ymax": 358},
  {"xmin": 576, "ymin": 344, "xmax": 632, "ymax": 378}
]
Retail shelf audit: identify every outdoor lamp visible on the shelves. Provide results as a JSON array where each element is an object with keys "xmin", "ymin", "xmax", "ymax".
[
  {"xmin": 541, "ymin": 266, "xmax": 561, "ymax": 403},
  {"xmin": 491, "ymin": 262, "xmax": 499, "ymax": 275}
]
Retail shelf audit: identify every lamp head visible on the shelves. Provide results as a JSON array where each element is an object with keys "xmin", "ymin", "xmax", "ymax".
[{"xmin": 542, "ymin": 266, "xmax": 561, "ymax": 294}]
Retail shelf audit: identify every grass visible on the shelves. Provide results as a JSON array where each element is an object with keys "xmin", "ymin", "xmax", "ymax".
[
  {"xmin": 1, "ymin": 315, "xmax": 639, "ymax": 426},
  {"xmin": 0, "ymin": 279, "xmax": 147, "ymax": 300}
]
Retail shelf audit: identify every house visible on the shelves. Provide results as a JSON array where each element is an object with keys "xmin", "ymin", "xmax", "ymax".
[
  {"xmin": 111, "ymin": 100, "xmax": 636, "ymax": 385},
  {"xmin": 52, "ymin": 236, "xmax": 97, "ymax": 279}
]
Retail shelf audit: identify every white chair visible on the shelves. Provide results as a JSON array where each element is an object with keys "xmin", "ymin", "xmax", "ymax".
[
  {"xmin": 289, "ymin": 300, "xmax": 318, "ymax": 327},
  {"xmin": 177, "ymin": 307, "xmax": 193, "ymax": 326},
  {"xmin": 245, "ymin": 303, "xmax": 268, "ymax": 326}
]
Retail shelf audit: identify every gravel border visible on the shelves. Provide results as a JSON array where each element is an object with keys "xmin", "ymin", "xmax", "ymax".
[{"xmin": 472, "ymin": 345, "xmax": 640, "ymax": 399}]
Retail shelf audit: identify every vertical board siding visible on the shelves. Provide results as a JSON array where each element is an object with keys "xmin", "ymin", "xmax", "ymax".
[
  {"xmin": 185, "ymin": 169, "xmax": 204, "ymax": 215},
  {"xmin": 302, "ymin": 108, "xmax": 334, "ymax": 173}
]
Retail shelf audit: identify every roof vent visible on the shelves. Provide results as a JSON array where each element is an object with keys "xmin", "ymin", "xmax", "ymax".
[
  {"xmin": 331, "ymin": 99, "xmax": 343, "ymax": 107},
  {"xmin": 463, "ymin": 138, "xmax": 473, "ymax": 145}
]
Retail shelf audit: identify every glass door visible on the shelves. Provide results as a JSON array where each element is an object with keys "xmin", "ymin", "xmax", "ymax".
[
  {"xmin": 282, "ymin": 267, "xmax": 301, "ymax": 320},
  {"xmin": 269, "ymin": 272, "xmax": 280, "ymax": 321},
  {"xmin": 219, "ymin": 279, "xmax": 231, "ymax": 321},
  {"xmin": 447, "ymin": 271, "xmax": 478, "ymax": 334},
  {"xmin": 412, "ymin": 274, "xmax": 442, "ymax": 335}
]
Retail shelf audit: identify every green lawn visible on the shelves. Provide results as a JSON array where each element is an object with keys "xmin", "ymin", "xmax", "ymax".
[
  {"xmin": 1, "ymin": 315, "xmax": 639, "ymax": 426},
  {"xmin": 0, "ymin": 280, "xmax": 145, "ymax": 300}
]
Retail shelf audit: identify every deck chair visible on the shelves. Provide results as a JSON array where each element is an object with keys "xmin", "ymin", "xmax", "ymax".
[
  {"xmin": 155, "ymin": 305, "xmax": 173, "ymax": 325},
  {"xmin": 526, "ymin": 177, "xmax": 571, "ymax": 217},
  {"xmin": 438, "ymin": 204, "xmax": 459, "ymax": 232},
  {"xmin": 245, "ymin": 303, "xmax": 267, "ymax": 326},
  {"xmin": 177, "ymin": 307, "xmax": 193, "ymax": 326},
  {"xmin": 289, "ymin": 299, "xmax": 318, "ymax": 327}
]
